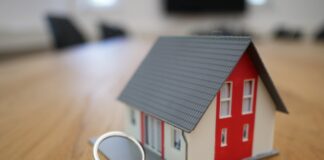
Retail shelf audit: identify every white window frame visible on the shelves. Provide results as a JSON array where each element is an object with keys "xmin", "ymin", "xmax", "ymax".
[
  {"xmin": 130, "ymin": 109, "xmax": 136, "ymax": 125},
  {"xmin": 172, "ymin": 127, "xmax": 181, "ymax": 150},
  {"xmin": 144, "ymin": 115, "xmax": 162, "ymax": 155},
  {"xmin": 242, "ymin": 79, "xmax": 254, "ymax": 115},
  {"xmin": 221, "ymin": 128, "xmax": 228, "ymax": 147},
  {"xmin": 242, "ymin": 124, "xmax": 249, "ymax": 142},
  {"xmin": 220, "ymin": 81, "xmax": 233, "ymax": 119}
]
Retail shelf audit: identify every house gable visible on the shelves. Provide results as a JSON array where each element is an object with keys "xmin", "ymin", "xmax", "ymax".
[{"xmin": 247, "ymin": 44, "xmax": 288, "ymax": 113}]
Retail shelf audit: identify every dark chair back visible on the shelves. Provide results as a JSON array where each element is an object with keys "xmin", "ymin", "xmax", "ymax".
[
  {"xmin": 46, "ymin": 15, "xmax": 86, "ymax": 49},
  {"xmin": 99, "ymin": 23, "xmax": 126, "ymax": 40}
]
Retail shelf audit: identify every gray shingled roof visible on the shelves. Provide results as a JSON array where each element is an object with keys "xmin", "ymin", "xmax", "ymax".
[{"xmin": 119, "ymin": 36, "xmax": 288, "ymax": 133}]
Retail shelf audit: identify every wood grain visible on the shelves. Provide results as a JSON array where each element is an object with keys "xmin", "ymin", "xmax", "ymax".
[{"xmin": 0, "ymin": 37, "xmax": 323, "ymax": 160}]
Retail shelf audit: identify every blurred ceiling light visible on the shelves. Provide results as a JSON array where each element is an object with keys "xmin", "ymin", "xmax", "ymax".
[
  {"xmin": 247, "ymin": 0, "xmax": 267, "ymax": 6},
  {"xmin": 90, "ymin": 0, "xmax": 117, "ymax": 7}
]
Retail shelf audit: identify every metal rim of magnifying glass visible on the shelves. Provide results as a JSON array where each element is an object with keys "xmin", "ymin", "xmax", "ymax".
[{"xmin": 93, "ymin": 131, "xmax": 145, "ymax": 160}]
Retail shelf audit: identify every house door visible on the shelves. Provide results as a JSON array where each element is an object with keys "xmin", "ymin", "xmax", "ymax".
[{"xmin": 144, "ymin": 115, "xmax": 162, "ymax": 155}]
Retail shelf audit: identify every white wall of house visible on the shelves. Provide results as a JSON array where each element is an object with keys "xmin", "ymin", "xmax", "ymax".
[
  {"xmin": 185, "ymin": 98, "xmax": 216, "ymax": 160},
  {"xmin": 125, "ymin": 107, "xmax": 141, "ymax": 141},
  {"xmin": 252, "ymin": 77, "xmax": 276, "ymax": 156},
  {"xmin": 164, "ymin": 123, "xmax": 186, "ymax": 160}
]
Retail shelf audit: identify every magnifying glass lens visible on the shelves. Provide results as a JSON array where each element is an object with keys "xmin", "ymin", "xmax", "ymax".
[{"xmin": 93, "ymin": 132, "xmax": 145, "ymax": 160}]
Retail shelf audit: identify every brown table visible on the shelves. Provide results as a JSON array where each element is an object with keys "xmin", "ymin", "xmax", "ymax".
[{"xmin": 0, "ymin": 37, "xmax": 323, "ymax": 160}]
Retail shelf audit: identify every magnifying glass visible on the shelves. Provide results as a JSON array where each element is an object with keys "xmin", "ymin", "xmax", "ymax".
[{"xmin": 92, "ymin": 131, "xmax": 145, "ymax": 160}]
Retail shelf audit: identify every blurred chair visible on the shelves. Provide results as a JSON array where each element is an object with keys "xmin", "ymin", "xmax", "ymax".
[
  {"xmin": 273, "ymin": 26, "xmax": 303, "ymax": 40},
  {"xmin": 99, "ymin": 23, "xmax": 127, "ymax": 40},
  {"xmin": 46, "ymin": 15, "xmax": 86, "ymax": 49},
  {"xmin": 314, "ymin": 23, "xmax": 324, "ymax": 41}
]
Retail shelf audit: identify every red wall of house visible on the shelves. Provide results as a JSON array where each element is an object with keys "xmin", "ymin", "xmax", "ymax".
[
  {"xmin": 214, "ymin": 52, "xmax": 259, "ymax": 160},
  {"xmin": 140, "ymin": 112, "xmax": 145, "ymax": 144}
]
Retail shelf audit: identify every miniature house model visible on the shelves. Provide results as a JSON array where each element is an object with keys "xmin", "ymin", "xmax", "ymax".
[{"xmin": 119, "ymin": 36, "xmax": 288, "ymax": 160}]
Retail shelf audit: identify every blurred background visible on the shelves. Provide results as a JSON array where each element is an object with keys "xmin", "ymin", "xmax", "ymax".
[{"xmin": 1, "ymin": 0, "xmax": 324, "ymax": 58}]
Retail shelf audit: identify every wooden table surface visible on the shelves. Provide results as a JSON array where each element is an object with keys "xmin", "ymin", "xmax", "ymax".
[{"xmin": 0, "ymin": 37, "xmax": 323, "ymax": 160}]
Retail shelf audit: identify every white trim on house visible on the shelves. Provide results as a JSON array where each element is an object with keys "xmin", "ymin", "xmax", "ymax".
[
  {"xmin": 242, "ymin": 79, "xmax": 255, "ymax": 115},
  {"xmin": 130, "ymin": 108, "xmax": 136, "ymax": 125},
  {"xmin": 221, "ymin": 128, "xmax": 228, "ymax": 147},
  {"xmin": 243, "ymin": 124, "xmax": 249, "ymax": 142},
  {"xmin": 220, "ymin": 81, "xmax": 233, "ymax": 119},
  {"xmin": 144, "ymin": 115, "xmax": 162, "ymax": 155},
  {"xmin": 171, "ymin": 127, "xmax": 181, "ymax": 150}
]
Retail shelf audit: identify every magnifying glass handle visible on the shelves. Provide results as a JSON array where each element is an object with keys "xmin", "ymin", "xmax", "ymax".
[{"xmin": 92, "ymin": 131, "xmax": 145, "ymax": 160}]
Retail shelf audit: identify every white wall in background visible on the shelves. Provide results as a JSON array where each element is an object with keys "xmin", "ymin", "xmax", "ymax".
[
  {"xmin": 73, "ymin": 0, "xmax": 324, "ymax": 36},
  {"xmin": 0, "ymin": 0, "xmax": 68, "ymax": 32},
  {"xmin": 244, "ymin": 0, "xmax": 324, "ymax": 36},
  {"xmin": 0, "ymin": 0, "xmax": 70, "ymax": 52},
  {"xmin": 0, "ymin": 0, "xmax": 324, "ymax": 52}
]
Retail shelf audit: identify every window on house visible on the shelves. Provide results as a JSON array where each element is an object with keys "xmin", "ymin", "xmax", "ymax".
[
  {"xmin": 221, "ymin": 128, "xmax": 227, "ymax": 147},
  {"xmin": 243, "ymin": 124, "xmax": 249, "ymax": 141},
  {"xmin": 130, "ymin": 109, "xmax": 136, "ymax": 125},
  {"xmin": 242, "ymin": 80, "xmax": 254, "ymax": 114},
  {"xmin": 172, "ymin": 128, "xmax": 181, "ymax": 150},
  {"xmin": 144, "ymin": 115, "xmax": 162, "ymax": 154},
  {"xmin": 220, "ymin": 82, "xmax": 232, "ymax": 118},
  {"xmin": 145, "ymin": 115, "xmax": 149, "ymax": 144}
]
